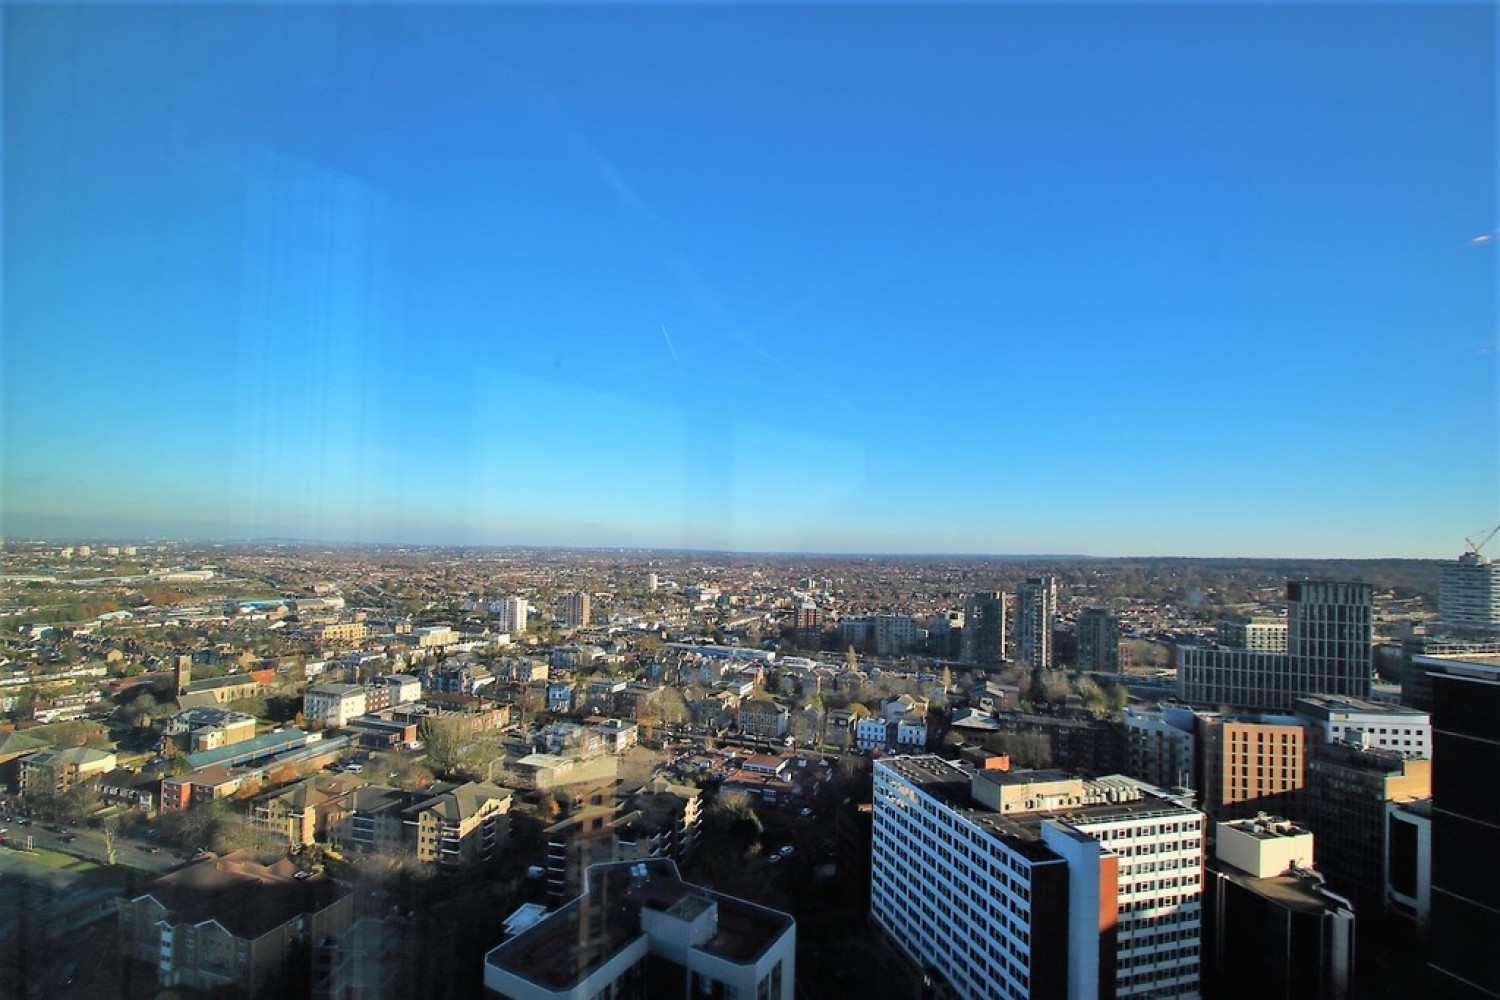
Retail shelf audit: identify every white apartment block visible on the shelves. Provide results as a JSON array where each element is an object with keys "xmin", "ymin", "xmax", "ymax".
[
  {"xmin": 1439, "ymin": 551, "xmax": 1500, "ymax": 633},
  {"xmin": 1217, "ymin": 616, "xmax": 1288, "ymax": 652},
  {"xmin": 1294, "ymin": 695, "xmax": 1431, "ymax": 757},
  {"xmin": 872, "ymin": 756, "xmax": 1204, "ymax": 1000},
  {"xmin": 303, "ymin": 684, "xmax": 368, "ymax": 729},
  {"xmin": 378, "ymin": 673, "xmax": 422, "ymax": 706},
  {"xmin": 488, "ymin": 596, "xmax": 529, "ymax": 635},
  {"xmin": 1016, "ymin": 576, "xmax": 1058, "ymax": 669},
  {"xmin": 855, "ymin": 716, "xmax": 890, "ymax": 752}
]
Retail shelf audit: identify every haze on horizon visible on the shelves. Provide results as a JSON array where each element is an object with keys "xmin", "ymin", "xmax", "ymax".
[{"xmin": 4, "ymin": 3, "xmax": 1495, "ymax": 560}]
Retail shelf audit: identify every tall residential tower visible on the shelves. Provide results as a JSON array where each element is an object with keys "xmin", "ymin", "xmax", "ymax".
[{"xmin": 1016, "ymin": 576, "xmax": 1057, "ymax": 670}]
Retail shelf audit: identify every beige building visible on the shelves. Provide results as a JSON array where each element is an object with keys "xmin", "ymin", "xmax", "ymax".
[
  {"xmin": 412, "ymin": 625, "xmax": 460, "ymax": 648},
  {"xmin": 118, "ymin": 852, "xmax": 352, "ymax": 995},
  {"xmin": 1215, "ymin": 815, "xmax": 1315, "ymax": 877},
  {"xmin": 407, "ymin": 781, "xmax": 512, "ymax": 868},
  {"xmin": 163, "ymin": 707, "xmax": 258, "ymax": 753},
  {"xmin": 320, "ymin": 622, "xmax": 369, "ymax": 644},
  {"xmin": 339, "ymin": 781, "xmax": 512, "ymax": 870},
  {"xmin": 18, "ymin": 746, "xmax": 118, "ymax": 798},
  {"xmin": 251, "ymin": 777, "xmax": 356, "ymax": 847}
]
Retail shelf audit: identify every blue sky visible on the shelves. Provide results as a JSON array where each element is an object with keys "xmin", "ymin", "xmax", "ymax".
[{"xmin": 4, "ymin": 3, "xmax": 1495, "ymax": 557}]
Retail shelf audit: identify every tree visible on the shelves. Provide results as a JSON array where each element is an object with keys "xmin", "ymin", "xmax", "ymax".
[
  {"xmin": 1105, "ymin": 681, "xmax": 1129, "ymax": 715},
  {"xmin": 101, "ymin": 813, "xmax": 120, "ymax": 866},
  {"xmin": 635, "ymin": 697, "xmax": 662, "ymax": 737},
  {"xmin": 117, "ymin": 692, "xmax": 157, "ymax": 728},
  {"xmin": 389, "ymin": 759, "xmax": 436, "ymax": 791},
  {"xmin": 515, "ymin": 686, "xmax": 543, "ymax": 725},
  {"xmin": 656, "ymin": 687, "xmax": 689, "ymax": 727},
  {"xmin": 986, "ymin": 732, "xmax": 1052, "ymax": 769},
  {"xmin": 1076, "ymin": 676, "xmax": 1107, "ymax": 714},
  {"xmin": 210, "ymin": 811, "xmax": 282, "ymax": 862},
  {"xmin": 420, "ymin": 715, "xmax": 483, "ymax": 776}
]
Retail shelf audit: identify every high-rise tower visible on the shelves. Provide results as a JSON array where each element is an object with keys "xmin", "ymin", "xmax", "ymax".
[
  {"xmin": 1016, "ymin": 576, "xmax": 1057, "ymax": 669},
  {"xmin": 1076, "ymin": 606, "xmax": 1120, "ymax": 673},
  {"xmin": 962, "ymin": 591, "xmax": 1005, "ymax": 665},
  {"xmin": 559, "ymin": 591, "xmax": 591, "ymax": 628},
  {"xmin": 1439, "ymin": 551, "xmax": 1500, "ymax": 636}
]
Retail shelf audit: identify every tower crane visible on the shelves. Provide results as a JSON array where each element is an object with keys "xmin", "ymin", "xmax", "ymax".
[{"xmin": 1465, "ymin": 523, "xmax": 1500, "ymax": 557}]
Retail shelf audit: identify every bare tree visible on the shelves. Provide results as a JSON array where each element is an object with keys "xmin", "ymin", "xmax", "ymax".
[{"xmin": 101, "ymin": 813, "xmax": 120, "ymax": 866}]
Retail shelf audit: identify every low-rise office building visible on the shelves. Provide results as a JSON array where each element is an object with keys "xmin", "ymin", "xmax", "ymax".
[
  {"xmin": 484, "ymin": 859, "xmax": 794, "ymax": 1000},
  {"xmin": 1293, "ymin": 696, "xmax": 1431, "ymax": 756}
]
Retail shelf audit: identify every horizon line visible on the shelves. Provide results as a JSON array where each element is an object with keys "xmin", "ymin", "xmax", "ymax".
[{"xmin": 0, "ymin": 534, "xmax": 1463, "ymax": 564}]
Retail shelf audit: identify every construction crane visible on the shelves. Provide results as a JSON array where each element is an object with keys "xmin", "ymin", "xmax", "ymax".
[{"xmin": 1465, "ymin": 523, "xmax": 1500, "ymax": 557}]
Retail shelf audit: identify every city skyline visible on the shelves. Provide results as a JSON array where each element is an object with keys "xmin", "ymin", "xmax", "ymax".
[{"xmin": 5, "ymin": 3, "xmax": 1495, "ymax": 558}]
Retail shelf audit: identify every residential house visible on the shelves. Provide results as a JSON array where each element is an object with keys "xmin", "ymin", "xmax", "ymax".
[{"xmin": 737, "ymin": 698, "xmax": 789, "ymax": 740}]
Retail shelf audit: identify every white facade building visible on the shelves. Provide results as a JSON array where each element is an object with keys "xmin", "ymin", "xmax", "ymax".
[
  {"xmin": 1217, "ymin": 616, "xmax": 1288, "ymax": 652},
  {"xmin": 490, "ymin": 596, "xmax": 529, "ymax": 635},
  {"xmin": 1293, "ymin": 695, "xmax": 1431, "ymax": 757},
  {"xmin": 303, "ymin": 684, "xmax": 368, "ymax": 729},
  {"xmin": 854, "ymin": 716, "xmax": 890, "ymax": 753},
  {"xmin": 872, "ymin": 756, "xmax": 1204, "ymax": 1000},
  {"xmin": 379, "ymin": 673, "xmax": 422, "ymax": 706},
  {"xmin": 1439, "ymin": 551, "xmax": 1500, "ymax": 634}
]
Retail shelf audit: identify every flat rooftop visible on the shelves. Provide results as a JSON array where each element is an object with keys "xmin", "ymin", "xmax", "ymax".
[
  {"xmin": 879, "ymin": 756, "xmax": 1198, "ymax": 861},
  {"xmin": 1220, "ymin": 817, "xmax": 1312, "ymax": 841},
  {"xmin": 1210, "ymin": 860, "xmax": 1351, "ymax": 916},
  {"xmin": 186, "ymin": 728, "xmax": 310, "ymax": 769},
  {"xmin": 486, "ymin": 861, "xmax": 792, "ymax": 989},
  {"xmin": 1294, "ymin": 695, "xmax": 1428, "ymax": 717}
]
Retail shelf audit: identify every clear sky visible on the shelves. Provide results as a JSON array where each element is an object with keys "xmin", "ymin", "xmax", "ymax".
[{"xmin": 4, "ymin": 2, "xmax": 1496, "ymax": 557}]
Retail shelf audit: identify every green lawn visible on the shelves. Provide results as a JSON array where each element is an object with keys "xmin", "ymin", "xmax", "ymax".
[{"xmin": 18, "ymin": 846, "xmax": 100, "ymax": 872}]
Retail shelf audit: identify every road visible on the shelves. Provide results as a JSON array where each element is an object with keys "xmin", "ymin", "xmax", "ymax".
[{"xmin": 1, "ymin": 819, "xmax": 179, "ymax": 875}]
